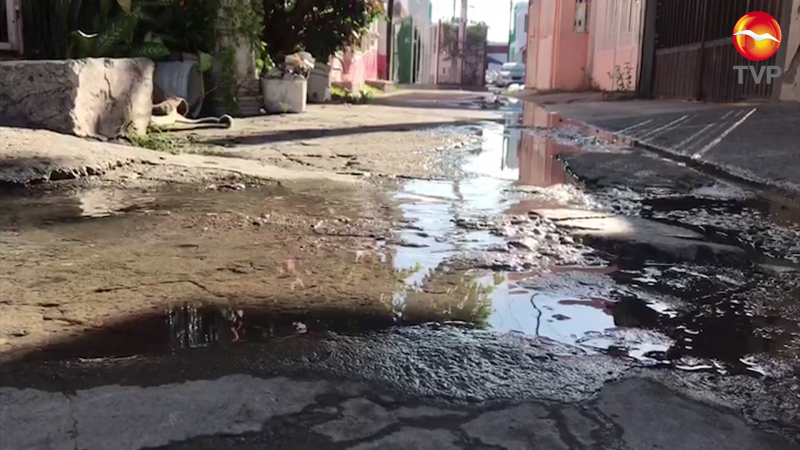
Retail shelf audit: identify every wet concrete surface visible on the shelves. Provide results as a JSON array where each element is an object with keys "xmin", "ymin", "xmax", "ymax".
[
  {"xmin": 545, "ymin": 101, "xmax": 800, "ymax": 192},
  {"xmin": 2, "ymin": 101, "xmax": 800, "ymax": 449}
]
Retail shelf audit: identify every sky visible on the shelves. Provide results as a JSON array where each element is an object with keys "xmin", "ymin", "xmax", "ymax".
[{"xmin": 429, "ymin": 0, "xmax": 521, "ymax": 43}]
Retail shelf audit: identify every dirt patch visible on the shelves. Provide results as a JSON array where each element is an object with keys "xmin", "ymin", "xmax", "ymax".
[
  {"xmin": 174, "ymin": 103, "xmax": 493, "ymax": 180},
  {"xmin": 0, "ymin": 97, "xmax": 501, "ymax": 361},
  {"xmin": 0, "ymin": 182, "xmax": 405, "ymax": 362},
  {"xmin": 1, "ymin": 103, "xmax": 493, "ymax": 187}
]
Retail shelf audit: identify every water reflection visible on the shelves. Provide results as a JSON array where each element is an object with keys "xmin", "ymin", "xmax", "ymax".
[
  {"xmin": 3, "ymin": 100, "xmax": 797, "ymax": 378},
  {"xmin": 469, "ymin": 269, "xmax": 673, "ymax": 360},
  {"xmin": 388, "ymin": 106, "xmax": 799, "ymax": 370},
  {"xmin": 167, "ymin": 303, "xmax": 394, "ymax": 349},
  {"xmin": 396, "ymin": 268, "xmax": 494, "ymax": 327},
  {"xmin": 501, "ymin": 127, "xmax": 520, "ymax": 170},
  {"xmin": 387, "ymin": 115, "xmax": 674, "ymax": 361}
]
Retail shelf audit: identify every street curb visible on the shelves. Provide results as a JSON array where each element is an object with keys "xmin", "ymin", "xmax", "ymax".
[
  {"xmin": 629, "ymin": 140, "xmax": 799, "ymax": 200},
  {"xmin": 536, "ymin": 104, "xmax": 800, "ymax": 200}
]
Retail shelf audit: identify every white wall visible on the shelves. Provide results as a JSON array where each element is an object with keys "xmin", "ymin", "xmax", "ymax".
[
  {"xmin": 512, "ymin": 2, "xmax": 528, "ymax": 63},
  {"xmin": 405, "ymin": 0, "xmax": 434, "ymax": 84}
]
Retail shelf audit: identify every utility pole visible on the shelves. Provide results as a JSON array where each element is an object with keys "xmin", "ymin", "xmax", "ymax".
[
  {"xmin": 457, "ymin": 0, "xmax": 467, "ymax": 85},
  {"xmin": 507, "ymin": 0, "xmax": 513, "ymax": 61},
  {"xmin": 386, "ymin": 0, "xmax": 395, "ymax": 81}
]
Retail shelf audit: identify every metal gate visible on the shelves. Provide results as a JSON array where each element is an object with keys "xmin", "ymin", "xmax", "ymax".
[{"xmin": 652, "ymin": 0, "xmax": 784, "ymax": 102}]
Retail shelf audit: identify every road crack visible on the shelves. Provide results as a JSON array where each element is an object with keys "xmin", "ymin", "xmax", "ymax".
[{"xmin": 93, "ymin": 279, "xmax": 224, "ymax": 297}]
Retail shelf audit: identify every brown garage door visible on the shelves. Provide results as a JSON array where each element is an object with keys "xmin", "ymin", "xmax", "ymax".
[{"xmin": 652, "ymin": 0, "xmax": 784, "ymax": 102}]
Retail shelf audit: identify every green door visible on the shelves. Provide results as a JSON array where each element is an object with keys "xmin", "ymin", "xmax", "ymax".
[{"xmin": 395, "ymin": 18, "xmax": 413, "ymax": 84}]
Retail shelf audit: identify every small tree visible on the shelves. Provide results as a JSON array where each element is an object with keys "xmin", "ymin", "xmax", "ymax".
[
  {"xmin": 439, "ymin": 19, "xmax": 488, "ymax": 61},
  {"xmin": 261, "ymin": 0, "xmax": 384, "ymax": 63}
]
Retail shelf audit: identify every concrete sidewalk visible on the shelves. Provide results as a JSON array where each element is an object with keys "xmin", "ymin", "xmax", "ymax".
[{"xmin": 537, "ymin": 97, "xmax": 800, "ymax": 193}]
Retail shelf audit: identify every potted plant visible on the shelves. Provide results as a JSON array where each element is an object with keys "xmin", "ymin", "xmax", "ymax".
[
  {"xmin": 260, "ymin": 0, "xmax": 385, "ymax": 103},
  {"xmin": 261, "ymin": 52, "xmax": 313, "ymax": 113}
]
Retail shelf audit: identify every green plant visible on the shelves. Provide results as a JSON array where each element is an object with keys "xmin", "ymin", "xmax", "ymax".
[
  {"xmin": 440, "ymin": 19, "xmax": 488, "ymax": 60},
  {"xmin": 358, "ymin": 86, "xmax": 377, "ymax": 102},
  {"xmin": 205, "ymin": 0, "xmax": 264, "ymax": 113},
  {"xmin": 128, "ymin": 128, "xmax": 187, "ymax": 153},
  {"xmin": 254, "ymin": 41, "xmax": 275, "ymax": 77},
  {"xmin": 262, "ymin": 0, "xmax": 384, "ymax": 63},
  {"xmin": 279, "ymin": 102, "xmax": 291, "ymax": 114},
  {"xmin": 65, "ymin": 0, "xmax": 172, "ymax": 59},
  {"xmin": 21, "ymin": 0, "xmax": 73, "ymax": 58},
  {"xmin": 331, "ymin": 85, "xmax": 379, "ymax": 104}
]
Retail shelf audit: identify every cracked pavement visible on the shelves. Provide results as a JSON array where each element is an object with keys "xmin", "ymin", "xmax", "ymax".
[
  {"xmin": 2, "ymin": 375, "xmax": 796, "ymax": 450},
  {"xmin": 2, "ymin": 96, "xmax": 800, "ymax": 449}
]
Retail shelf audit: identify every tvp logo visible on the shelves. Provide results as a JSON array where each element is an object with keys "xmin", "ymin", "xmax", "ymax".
[{"xmin": 732, "ymin": 11, "xmax": 783, "ymax": 85}]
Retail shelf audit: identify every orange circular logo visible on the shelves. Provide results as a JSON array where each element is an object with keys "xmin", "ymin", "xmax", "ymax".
[{"xmin": 733, "ymin": 11, "xmax": 782, "ymax": 61}]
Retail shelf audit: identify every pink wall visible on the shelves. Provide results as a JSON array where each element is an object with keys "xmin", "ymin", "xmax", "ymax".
[
  {"xmin": 330, "ymin": 24, "xmax": 380, "ymax": 90},
  {"xmin": 533, "ymin": 0, "xmax": 555, "ymax": 89},
  {"xmin": 330, "ymin": 48, "xmax": 379, "ymax": 91},
  {"xmin": 527, "ymin": 0, "xmax": 588, "ymax": 91},
  {"xmin": 377, "ymin": 55, "xmax": 388, "ymax": 80},
  {"xmin": 553, "ymin": 0, "xmax": 589, "ymax": 90},
  {"xmin": 526, "ymin": 0, "xmax": 643, "ymax": 93},
  {"xmin": 525, "ymin": 0, "xmax": 539, "ymax": 87}
]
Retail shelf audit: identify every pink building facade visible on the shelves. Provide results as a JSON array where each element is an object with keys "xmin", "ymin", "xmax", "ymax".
[
  {"xmin": 329, "ymin": 21, "xmax": 381, "ymax": 91},
  {"xmin": 526, "ymin": 0, "xmax": 645, "ymax": 92}
]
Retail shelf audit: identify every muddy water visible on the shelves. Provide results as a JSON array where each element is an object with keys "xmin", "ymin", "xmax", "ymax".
[
  {"xmin": 391, "ymin": 102, "xmax": 800, "ymax": 375},
  {"xmin": 1, "ymin": 102, "xmax": 799, "ymax": 381},
  {"xmin": 391, "ymin": 114, "xmax": 674, "ymax": 362}
]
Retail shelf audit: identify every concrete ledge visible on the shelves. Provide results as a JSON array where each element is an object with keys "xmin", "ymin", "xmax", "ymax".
[
  {"xmin": 0, "ymin": 58, "xmax": 153, "ymax": 139},
  {"xmin": 396, "ymin": 84, "xmax": 489, "ymax": 92},
  {"xmin": 365, "ymin": 80, "xmax": 395, "ymax": 93}
]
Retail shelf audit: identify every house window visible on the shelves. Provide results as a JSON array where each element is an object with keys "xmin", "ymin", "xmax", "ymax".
[
  {"xmin": 574, "ymin": 0, "xmax": 589, "ymax": 33},
  {"xmin": 0, "ymin": 0, "xmax": 21, "ymax": 51}
]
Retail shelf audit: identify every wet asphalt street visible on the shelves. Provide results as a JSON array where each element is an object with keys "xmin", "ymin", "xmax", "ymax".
[{"xmin": 1, "ymin": 99, "xmax": 800, "ymax": 449}]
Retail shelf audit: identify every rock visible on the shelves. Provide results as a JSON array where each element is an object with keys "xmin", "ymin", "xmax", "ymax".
[
  {"xmin": 508, "ymin": 238, "xmax": 538, "ymax": 251},
  {"xmin": 0, "ymin": 58, "xmax": 154, "ymax": 138}
]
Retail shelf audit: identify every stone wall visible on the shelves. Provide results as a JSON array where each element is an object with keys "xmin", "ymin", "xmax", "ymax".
[{"xmin": 0, "ymin": 58, "xmax": 154, "ymax": 138}]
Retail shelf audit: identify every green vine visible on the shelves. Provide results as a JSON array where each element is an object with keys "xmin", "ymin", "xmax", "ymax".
[
  {"xmin": 219, "ymin": 47, "xmax": 238, "ymax": 112},
  {"xmin": 203, "ymin": 0, "xmax": 264, "ymax": 114},
  {"xmin": 440, "ymin": 19, "xmax": 488, "ymax": 61}
]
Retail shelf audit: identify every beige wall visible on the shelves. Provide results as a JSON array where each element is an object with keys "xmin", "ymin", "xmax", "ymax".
[
  {"xmin": 525, "ymin": 0, "xmax": 642, "ymax": 93},
  {"xmin": 589, "ymin": 0, "xmax": 645, "ymax": 91},
  {"xmin": 779, "ymin": 0, "xmax": 800, "ymax": 101}
]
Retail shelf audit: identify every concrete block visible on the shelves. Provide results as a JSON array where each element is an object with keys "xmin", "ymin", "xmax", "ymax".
[
  {"xmin": 0, "ymin": 58, "xmax": 154, "ymax": 139},
  {"xmin": 262, "ymin": 78, "xmax": 307, "ymax": 114}
]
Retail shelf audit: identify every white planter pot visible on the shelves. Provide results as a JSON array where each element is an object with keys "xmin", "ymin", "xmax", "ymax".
[
  {"xmin": 261, "ymin": 78, "xmax": 307, "ymax": 113},
  {"xmin": 307, "ymin": 62, "xmax": 331, "ymax": 103}
]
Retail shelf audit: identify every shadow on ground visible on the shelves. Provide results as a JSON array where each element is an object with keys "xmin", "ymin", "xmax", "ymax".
[{"xmin": 199, "ymin": 120, "xmax": 497, "ymax": 147}]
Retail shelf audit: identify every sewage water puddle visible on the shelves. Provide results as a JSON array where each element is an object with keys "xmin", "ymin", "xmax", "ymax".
[
  {"xmin": 389, "ymin": 109, "xmax": 674, "ymax": 363},
  {"xmin": 1, "ymin": 103, "xmax": 799, "ymax": 379},
  {"xmin": 388, "ymin": 102, "xmax": 800, "ymax": 374}
]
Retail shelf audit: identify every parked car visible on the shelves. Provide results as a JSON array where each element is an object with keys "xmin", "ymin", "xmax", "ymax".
[
  {"xmin": 495, "ymin": 62, "xmax": 525, "ymax": 87},
  {"xmin": 485, "ymin": 70, "xmax": 499, "ymax": 85}
]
